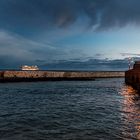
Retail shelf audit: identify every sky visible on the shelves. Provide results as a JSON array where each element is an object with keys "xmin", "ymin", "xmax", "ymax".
[{"xmin": 0, "ymin": 0, "xmax": 140, "ymax": 69}]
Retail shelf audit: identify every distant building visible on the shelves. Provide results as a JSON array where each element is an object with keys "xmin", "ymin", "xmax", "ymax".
[{"xmin": 21, "ymin": 65, "xmax": 39, "ymax": 71}]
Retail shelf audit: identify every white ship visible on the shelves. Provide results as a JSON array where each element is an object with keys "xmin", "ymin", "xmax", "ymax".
[{"xmin": 21, "ymin": 65, "xmax": 39, "ymax": 70}]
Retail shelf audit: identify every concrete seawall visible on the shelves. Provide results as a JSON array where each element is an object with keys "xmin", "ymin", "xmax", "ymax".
[
  {"xmin": 125, "ymin": 70, "xmax": 140, "ymax": 90},
  {"xmin": 0, "ymin": 71, "xmax": 125, "ymax": 82}
]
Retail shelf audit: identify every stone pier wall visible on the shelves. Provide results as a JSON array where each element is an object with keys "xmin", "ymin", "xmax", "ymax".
[
  {"xmin": 125, "ymin": 61, "xmax": 140, "ymax": 91},
  {"xmin": 0, "ymin": 71, "xmax": 124, "ymax": 82},
  {"xmin": 125, "ymin": 70, "xmax": 140, "ymax": 90},
  {"xmin": 3, "ymin": 71, "xmax": 125, "ymax": 78}
]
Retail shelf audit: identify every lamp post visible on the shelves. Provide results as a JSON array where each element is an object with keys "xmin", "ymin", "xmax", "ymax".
[
  {"xmin": 128, "ymin": 57, "xmax": 134, "ymax": 70},
  {"xmin": 128, "ymin": 57, "xmax": 131, "ymax": 70}
]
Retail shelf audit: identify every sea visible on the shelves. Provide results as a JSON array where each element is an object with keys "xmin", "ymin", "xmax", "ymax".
[{"xmin": 0, "ymin": 78, "xmax": 140, "ymax": 140}]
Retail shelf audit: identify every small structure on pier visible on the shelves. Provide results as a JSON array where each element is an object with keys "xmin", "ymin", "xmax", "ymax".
[
  {"xmin": 125, "ymin": 61, "xmax": 140, "ymax": 90},
  {"xmin": 21, "ymin": 65, "xmax": 39, "ymax": 71}
]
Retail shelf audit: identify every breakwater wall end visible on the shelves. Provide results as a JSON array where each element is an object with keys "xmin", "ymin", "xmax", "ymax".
[
  {"xmin": 125, "ymin": 70, "xmax": 140, "ymax": 84},
  {"xmin": 125, "ymin": 70, "xmax": 140, "ymax": 90},
  {"xmin": 0, "ymin": 71, "xmax": 4, "ymax": 78}
]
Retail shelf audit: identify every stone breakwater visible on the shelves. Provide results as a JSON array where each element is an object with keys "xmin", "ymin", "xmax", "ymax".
[
  {"xmin": 0, "ymin": 71, "xmax": 124, "ymax": 82},
  {"xmin": 125, "ymin": 61, "xmax": 140, "ymax": 91}
]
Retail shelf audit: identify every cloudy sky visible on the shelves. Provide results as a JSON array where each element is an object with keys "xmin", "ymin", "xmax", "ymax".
[{"xmin": 0, "ymin": 0, "xmax": 140, "ymax": 69}]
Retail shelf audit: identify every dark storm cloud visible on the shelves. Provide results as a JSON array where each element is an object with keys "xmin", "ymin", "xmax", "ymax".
[{"xmin": 0, "ymin": 0, "xmax": 140, "ymax": 31}]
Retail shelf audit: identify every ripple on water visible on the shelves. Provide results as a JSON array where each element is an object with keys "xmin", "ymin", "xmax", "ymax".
[{"xmin": 0, "ymin": 78, "xmax": 140, "ymax": 140}]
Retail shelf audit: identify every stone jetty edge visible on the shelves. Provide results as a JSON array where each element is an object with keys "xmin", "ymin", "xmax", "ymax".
[{"xmin": 0, "ymin": 71, "xmax": 125, "ymax": 82}]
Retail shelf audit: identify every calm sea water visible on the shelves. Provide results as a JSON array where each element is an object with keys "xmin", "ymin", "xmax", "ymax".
[{"xmin": 0, "ymin": 78, "xmax": 140, "ymax": 140}]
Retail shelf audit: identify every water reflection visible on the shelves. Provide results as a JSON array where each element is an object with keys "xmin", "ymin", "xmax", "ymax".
[{"xmin": 120, "ymin": 85, "xmax": 140, "ymax": 139}]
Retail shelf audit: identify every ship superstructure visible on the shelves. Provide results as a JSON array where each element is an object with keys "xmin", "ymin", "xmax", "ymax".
[{"xmin": 21, "ymin": 65, "xmax": 39, "ymax": 70}]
